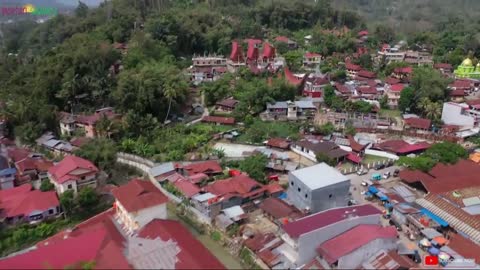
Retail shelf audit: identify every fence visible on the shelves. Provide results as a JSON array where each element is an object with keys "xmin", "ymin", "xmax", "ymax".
[
  {"xmin": 116, "ymin": 152, "xmax": 212, "ymax": 225},
  {"xmin": 340, "ymin": 158, "xmax": 396, "ymax": 175}
]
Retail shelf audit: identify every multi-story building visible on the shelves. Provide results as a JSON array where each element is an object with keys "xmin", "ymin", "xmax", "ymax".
[
  {"xmin": 59, "ymin": 107, "xmax": 120, "ymax": 138},
  {"xmin": 385, "ymin": 84, "xmax": 404, "ymax": 109},
  {"xmin": 404, "ymin": 51, "xmax": 433, "ymax": 66},
  {"xmin": 303, "ymin": 75, "xmax": 329, "ymax": 98},
  {"xmin": 189, "ymin": 55, "xmax": 228, "ymax": 83},
  {"xmin": 286, "ymin": 163, "xmax": 350, "ymax": 213},
  {"xmin": 441, "ymin": 102, "xmax": 480, "ymax": 137},
  {"xmin": 346, "ymin": 62, "xmax": 362, "ymax": 78},
  {"xmin": 261, "ymin": 100, "xmax": 317, "ymax": 121},
  {"xmin": 274, "ymin": 204, "xmax": 382, "ymax": 268},
  {"xmin": 303, "ymin": 52, "xmax": 322, "ymax": 70},
  {"xmin": 48, "ymin": 155, "xmax": 99, "ymax": 195},
  {"xmin": 315, "ymin": 111, "xmax": 391, "ymax": 129}
]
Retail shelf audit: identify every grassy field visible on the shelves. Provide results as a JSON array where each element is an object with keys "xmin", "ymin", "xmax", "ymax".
[
  {"xmin": 379, "ymin": 109, "xmax": 402, "ymax": 119},
  {"xmin": 236, "ymin": 120, "xmax": 301, "ymax": 144},
  {"xmin": 362, "ymin": 154, "xmax": 389, "ymax": 164}
]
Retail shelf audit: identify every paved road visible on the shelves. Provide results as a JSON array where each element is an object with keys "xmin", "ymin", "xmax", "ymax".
[{"xmin": 348, "ymin": 165, "xmax": 401, "ymax": 205}]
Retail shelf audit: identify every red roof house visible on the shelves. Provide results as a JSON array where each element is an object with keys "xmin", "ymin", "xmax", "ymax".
[
  {"xmin": 266, "ymin": 138, "xmax": 290, "ymax": 150},
  {"xmin": 246, "ymin": 39, "xmax": 261, "ymax": 62},
  {"xmin": 112, "ymin": 179, "xmax": 169, "ymax": 214},
  {"xmin": 183, "ymin": 160, "xmax": 223, "ymax": 176},
  {"xmin": 390, "ymin": 84, "xmax": 405, "ymax": 92},
  {"xmin": 284, "ymin": 67, "xmax": 303, "ymax": 86},
  {"xmin": 358, "ymin": 30, "xmax": 369, "ymax": 37},
  {"xmin": 259, "ymin": 197, "xmax": 303, "ymax": 221},
  {"xmin": 173, "ymin": 180, "xmax": 200, "ymax": 198},
  {"xmin": 346, "ymin": 63, "xmax": 361, "ymax": 71},
  {"xmin": 48, "ymin": 155, "xmax": 98, "ymax": 194},
  {"xmin": 262, "ymin": 42, "xmax": 276, "ymax": 60},
  {"xmin": 356, "ymin": 70, "xmax": 377, "ymax": 79},
  {"xmin": 316, "ymin": 225, "xmax": 397, "ymax": 266},
  {"xmin": 204, "ymin": 174, "xmax": 265, "ymax": 202},
  {"xmin": 393, "ymin": 67, "xmax": 413, "ymax": 75},
  {"xmin": 0, "ymin": 207, "xmax": 225, "ymax": 269},
  {"xmin": 375, "ymin": 140, "xmax": 431, "ymax": 155},
  {"xmin": 229, "ymin": 41, "xmax": 244, "ymax": 62},
  {"xmin": 433, "ymin": 63, "xmax": 453, "ymax": 71},
  {"xmin": 385, "ymin": 77, "xmax": 401, "ymax": 85},
  {"xmin": 403, "ymin": 117, "xmax": 431, "ymax": 130},
  {"xmin": 0, "ymin": 184, "xmax": 60, "ymax": 224},
  {"xmin": 201, "ymin": 116, "xmax": 235, "ymax": 125}
]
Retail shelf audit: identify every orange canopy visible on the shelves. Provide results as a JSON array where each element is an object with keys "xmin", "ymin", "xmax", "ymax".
[{"xmin": 433, "ymin": 236, "xmax": 448, "ymax": 246}]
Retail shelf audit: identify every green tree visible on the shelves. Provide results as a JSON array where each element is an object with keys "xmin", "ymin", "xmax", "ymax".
[
  {"xmin": 323, "ymin": 85, "xmax": 336, "ymax": 107},
  {"xmin": 74, "ymin": 139, "xmax": 117, "ymax": 170},
  {"xmin": 397, "ymin": 156, "xmax": 436, "ymax": 172},
  {"xmin": 239, "ymin": 154, "xmax": 268, "ymax": 184},
  {"xmin": 424, "ymin": 142, "xmax": 468, "ymax": 164},
  {"xmin": 40, "ymin": 180, "xmax": 55, "ymax": 192},
  {"xmin": 283, "ymin": 50, "xmax": 304, "ymax": 71},
  {"xmin": 77, "ymin": 187, "xmax": 99, "ymax": 210},
  {"xmin": 379, "ymin": 95, "xmax": 389, "ymax": 109},
  {"xmin": 315, "ymin": 122, "xmax": 335, "ymax": 135},
  {"xmin": 75, "ymin": 1, "xmax": 89, "ymax": 18},
  {"xmin": 345, "ymin": 123, "xmax": 356, "ymax": 136},
  {"xmin": 411, "ymin": 67, "xmax": 450, "ymax": 102},
  {"xmin": 316, "ymin": 152, "xmax": 336, "ymax": 166},
  {"xmin": 398, "ymin": 86, "xmax": 415, "ymax": 113},
  {"xmin": 60, "ymin": 190, "xmax": 75, "ymax": 216}
]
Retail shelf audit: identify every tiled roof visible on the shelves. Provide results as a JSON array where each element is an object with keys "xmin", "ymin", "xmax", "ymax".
[
  {"xmin": 385, "ymin": 77, "xmax": 401, "ymax": 85},
  {"xmin": 1, "ymin": 189, "xmax": 59, "ymax": 218},
  {"xmin": 201, "ymin": 116, "xmax": 235, "ymax": 125},
  {"xmin": 183, "ymin": 160, "xmax": 223, "ymax": 176},
  {"xmin": 283, "ymin": 204, "xmax": 381, "ymax": 238},
  {"xmin": 204, "ymin": 175, "xmax": 263, "ymax": 199},
  {"xmin": 112, "ymin": 179, "xmax": 169, "ymax": 213},
  {"xmin": 139, "ymin": 219, "xmax": 225, "ymax": 269},
  {"xmin": 275, "ymin": 36, "xmax": 290, "ymax": 43},
  {"xmin": 390, "ymin": 84, "xmax": 405, "ymax": 92},
  {"xmin": 265, "ymin": 183, "xmax": 285, "ymax": 195},
  {"xmin": 394, "ymin": 67, "xmax": 412, "ymax": 74},
  {"xmin": 334, "ymin": 83, "xmax": 352, "ymax": 94},
  {"xmin": 450, "ymin": 89, "xmax": 466, "ymax": 97},
  {"xmin": 305, "ymin": 52, "xmax": 321, "ymax": 58},
  {"xmin": 450, "ymin": 80, "xmax": 472, "ymax": 89},
  {"xmin": 317, "ymin": 225, "xmax": 397, "ymax": 264},
  {"xmin": 48, "ymin": 155, "xmax": 98, "ymax": 184}
]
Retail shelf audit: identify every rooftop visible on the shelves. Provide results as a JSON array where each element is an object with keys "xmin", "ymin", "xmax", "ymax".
[
  {"xmin": 183, "ymin": 160, "xmax": 222, "ymax": 176},
  {"xmin": 48, "ymin": 155, "xmax": 98, "ymax": 184},
  {"xmin": 290, "ymin": 163, "xmax": 349, "ymax": 190},
  {"xmin": 283, "ymin": 204, "xmax": 381, "ymax": 238},
  {"xmin": 112, "ymin": 179, "xmax": 169, "ymax": 213},
  {"xmin": 316, "ymin": 225, "xmax": 397, "ymax": 264},
  {"xmin": 361, "ymin": 249, "xmax": 417, "ymax": 270},
  {"xmin": 259, "ymin": 197, "xmax": 302, "ymax": 220},
  {"xmin": 201, "ymin": 116, "xmax": 235, "ymax": 125},
  {"xmin": 404, "ymin": 117, "xmax": 431, "ymax": 130}
]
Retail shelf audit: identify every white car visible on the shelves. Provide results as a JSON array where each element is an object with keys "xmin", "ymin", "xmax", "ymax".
[
  {"xmin": 361, "ymin": 191, "xmax": 366, "ymax": 195},
  {"xmin": 361, "ymin": 181, "xmax": 368, "ymax": 187}
]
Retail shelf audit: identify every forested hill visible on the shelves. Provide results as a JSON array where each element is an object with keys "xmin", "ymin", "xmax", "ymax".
[{"xmin": 333, "ymin": 0, "xmax": 480, "ymax": 34}]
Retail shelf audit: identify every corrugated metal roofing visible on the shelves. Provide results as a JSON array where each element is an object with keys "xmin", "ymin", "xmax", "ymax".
[
  {"xmin": 462, "ymin": 197, "xmax": 480, "ymax": 207},
  {"xmin": 462, "ymin": 205, "xmax": 480, "ymax": 215},
  {"xmin": 391, "ymin": 185, "xmax": 416, "ymax": 202}
]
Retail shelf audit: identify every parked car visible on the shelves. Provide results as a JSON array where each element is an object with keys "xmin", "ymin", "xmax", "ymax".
[
  {"xmin": 361, "ymin": 181, "xmax": 369, "ymax": 187},
  {"xmin": 371, "ymin": 173, "xmax": 382, "ymax": 181},
  {"xmin": 348, "ymin": 199, "xmax": 357, "ymax": 206},
  {"xmin": 357, "ymin": 168, "xmax": 368, "ymax": 175},
  {"xmin": 393, "ymin": 169, "xmax": 400, "ymax": 177},
  {"xmin": 383, "ymin": 172, "xmax": 391, "ymax": 179},
  {"xmin": 374, "ymin": 163, "xmax": 385, "ymax": 170}
]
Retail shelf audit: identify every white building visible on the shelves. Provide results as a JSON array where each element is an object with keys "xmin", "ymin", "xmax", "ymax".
[
  {"xmin": 48, "ymin": 155, "xmax": 98, "ymax": 195},
  {"xmin": 286, "ymin": 163, "xmax": 350, "ymax": 213},
  {"xmin": 441, "ymin": 102, "xmax": 480, "ymax": 138},
  {"xmin": 112, "ymin": 179, "xmax": 169, "ymax": 234}
]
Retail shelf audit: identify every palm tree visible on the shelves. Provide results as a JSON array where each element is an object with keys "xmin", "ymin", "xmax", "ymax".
[
  {"xmin": 425, "ymin": 102, "xmax": 442, "ymax": 120},
  {"xmin": 163, "ymin": 83, "xmax": 177, "ymax": 124},
  {"xmin": 416, "ymin": 97, "xmax": 431, "ymax": 117}
]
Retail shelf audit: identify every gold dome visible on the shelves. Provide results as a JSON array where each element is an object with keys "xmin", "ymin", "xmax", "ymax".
[{"xmin": 462, "ymin": 58, "xmax": 473, "ymax": 66}]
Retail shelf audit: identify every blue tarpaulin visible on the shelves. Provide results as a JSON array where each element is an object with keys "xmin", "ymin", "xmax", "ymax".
[
  {"xmin": 428, "ymin": 247, "xmax": 440, "ymax": 255},
  {"xmin": 278, "ymin": 192, "xmax": 287, "ymax": 199},
  {"xmin": 421, "ymin": 208, "xmax": 449, "ymax": 227},
  {"xmin": 368, "ymin": 186, "xmax": 379, "ymax": 194},
  {"xmin": 376, "ymin": 192, "xmax": 389, "ymax": 201},
  {"xmin": 385, "ymin": 203, "xmax": 393, "ymax": 209}
]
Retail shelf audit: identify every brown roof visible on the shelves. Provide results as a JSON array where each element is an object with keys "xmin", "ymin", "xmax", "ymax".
[
  {"xmin": 243, "ymin": 233, "xmax": 277, "ymax": 252},
  {"xmin": 404, "ymin": 117, "xmax": 431, "ymax": 130},
  {"xmin": 112, "ymin": 179, "xmax": 169, "ymax": 213},
  {"xmin": 362, "ymin": 250, "xmax": 417, "ymax": 270},
  {"xmin": 348, "ymin": 135, "xmax": 368, "ymax": 152},
  {"xmin": 302, "ymin": 258, "xmax": 325, "ymax": 269},
  {"xmin": 398, "ymin": 170, "xmax": 434, "ymax": 184},
  {"xmin": 295, "ymin": 140, "xmax": 348, "ymax": 159},
  {"xmin": 423, "ymin": 160, "xmax": 480, "ymax": 194},
  {"xmin": 447, "ymin": 233, "xmax": 480, "ymax": 263},
  {"xmin": 259, "ymin": 197, "xmax": 301, "ymax": 220},
  {"xmin": 201, "ymin": 116, "xmax": 235, "ymax": 125},
  {"xmin": 266, "ymin": 138, "xmax": 290, "ymax": 149},
  {"xmin": 215, "ymin": 98, "xmax": 239, "ymax": 109}
]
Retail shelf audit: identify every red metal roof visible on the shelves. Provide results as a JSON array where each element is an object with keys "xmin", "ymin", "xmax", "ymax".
[
  {"xmin": 216, "ymin": 98, "xmax": 239, "ymax": 109},
  {"xmin": 284, "ymin": 67, "xmax": 303, "ymax": 86},
  {"xmin": 450, "ymin": 89, "xmax": 466, "ymax": 97},
  {"xmin": 346, "ymin": 63, "xmax": 361, "ymax": 71},
  {"xmin": 229, "ymin": 41, "xmax": 244, "ymax": 62},
  {"xmin": 390, "ymin": 84, "xmax": 405, "ymax": 92},
  {"xmin": 201, "ymin": 116, "xmax": 235, "ymax": 125},
  {"xmin": 1, "ymin": 189, "xmax": 59, "ymax": 218},
  {"xmin": 48, "ymin": 155, "xmax": 98, "ymax": 184},
  {"xmin": 404, "ymin": 117, "xmax": 431, "ymax": 130},
  {"xmin": 305, "ymin": 52, "xmax": 321, "ymax": 58},
  {"xmin": 16, "ymin": 157, "xmax": 53, "ymax": 174},
  {"xmin": 357, "ymin": 70, "xmax": 377, "ymax": 79},
  {"xmin": 265, "ymin": 183, "xmax": 284, "ymax": 195},
  {"xmin": 183, "ymin": 160, "xmax": 222, "ymax": 176},
  {"xmin": 358, "ymin": 30, "xmax": 369, "ymax": 37},
  {"xmin": 244, "ymin": 232, "xmax": 277, "ymax": 252},
  {"xmin": 283, "ymin": 204, "xmax": 382, "ymax": 239},
  {"xmin": 398, "ymin": 169, "xmax": 434, "ymax": 184},
  {"xmin": 348, "ymin": 135, "xmax": 368, "ymax": 152},
  {"xmin": 346, "ymin": 152, "xmax": 362, "ymax": 164},
  {"xmin": 7, "ymin": 147, "xmax": 30, "ymax": 162},
  {"xmin": 394, "ymin": 67, "xmax": 413, "ymax": 74},
  {"xmin": 187, "ymin": 173, "xmax": 209, "ymax": 184},
  {"xmin": 357, "ymin": 86, "xmax": 378, "ymax": 95},
  {"xmin": 376, "ymin": 140, "xmax": 431, "ymax": 155},
  {"xmin": 434, "ymin": 63, "xmax": 452, "ymax": 70},
  {"xmin": 275, "ymin": 36, "xmax": 290, "ymax": 43},
  {"xmin": 266, "ymin": 138, "xmax": 290, "ymax": 149},
  {"xmin": 173, "ymin": 180, "xmax": 200, "ymax": 198},
  {"xmin": 447, "ymin": 233, "xmax": 480, "ymax": 264},
  {"xmin": 262, "ymin": 42, "xmax": 276, "ymax": 59},
  {"xmin": 316, "ymin": 225, "xmax": 397, "ymax": 264},
  {"xmin": 450, "ymin": 79, "xmax": 472, "ymax": 89},
  {"xmin": 139, "ymin": 219, "xmax": 225, "ymax": 269},
  {"xmin": 259, "ymin": 197, "xmax": 299, "ymax": 220},
  {"xmin": 335, "ymin": 83, "xmax": 352, "ymax": 94},
  {"xmin": 385, "ymin": 77, "xmax": 401, "ymax": 85},
  {"xmin": 422, "ymin": 160, "xmax": 480, "ymax": 194},
  {"xmin": 112, "ymin": 179, "xmax": 169, "ymax": 213},
  {"xmin": 204, "ymin": 174, "xmax": 263, "ymax": 199},
  {"xmin": 247, "ymin": 39, "xmax": 261, "ymax": 60}
]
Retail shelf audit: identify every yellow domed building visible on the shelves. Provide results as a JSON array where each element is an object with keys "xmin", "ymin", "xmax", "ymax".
[{"xmin": 454, "ymin": 57, "xmax": 480, "ymax": 78}]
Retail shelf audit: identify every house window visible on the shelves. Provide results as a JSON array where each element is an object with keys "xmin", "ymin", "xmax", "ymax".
[
  {"xmin": 290, "ymin": 181, "xmax": 294, "ymax": 186},
  {"xmin": 329, "ymin": 194, "xmax": 333, "ymax": 198},
  {"xmin": 67, "ymin": 184, "xmax": 73, "ymax": 189},
  {"xmin": 305, "ymin": 194, "xmax": 308, "ymax": 198},
  {"xmin": 81, "ymin": 176, "xmax": 86, "ymax": 180},
  {"xmin": 48, "ymin": 209, "xmax": 54, "ymax": 214},
  {"xmin": 298, "ymin": 187, "xmax": 301, "ymax": 192}
]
